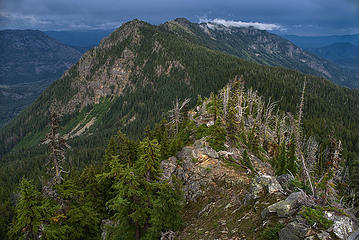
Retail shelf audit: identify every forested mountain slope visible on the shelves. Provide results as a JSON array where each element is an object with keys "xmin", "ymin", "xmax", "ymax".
[
  {"xmin": 0, "ymin": 30, "xmax": 83, "ymax": 126},
  {"xmin": 163, "ymin": 18, "xmax": 359, "ymax": 88}
]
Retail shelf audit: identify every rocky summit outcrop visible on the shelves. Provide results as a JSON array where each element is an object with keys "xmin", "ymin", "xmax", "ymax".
[
  {"xmin": 160, "ymin": 138, "xmax": 358, "ymax": 239},
  {"xmin": 161, "ymin": 138, "xmax": 249, "ymax": 202}
]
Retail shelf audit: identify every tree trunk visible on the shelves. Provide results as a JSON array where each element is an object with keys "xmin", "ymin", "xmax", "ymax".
[{"xmin": 135, "ymin": 225, "xmax": 140, "ymax": 240}]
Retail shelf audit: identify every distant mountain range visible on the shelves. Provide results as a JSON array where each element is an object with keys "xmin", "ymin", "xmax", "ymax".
[
  {"xmin": 307, "ymin": 42, "xmax": 359, "ymax": 69},
  {"xmin": 0, "ymin": 30, "xmax": 83, "ymax": 126},
  {"xmin": 282, "ymin": 34, "xmax": 359, "ymax": 48}
]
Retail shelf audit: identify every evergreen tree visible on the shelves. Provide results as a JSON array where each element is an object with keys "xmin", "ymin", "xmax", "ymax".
[
  {"xmin": 207, "ymin": 119, "xmax": 227, "ymax": 151},
  {"xmin": 8, "ymin": 178, "xmax": 43, "ymax": 240},
  {"xmin": 145, "ymin": 179, "xmax": 183, "ymax": 239},
  {"xmin": 104, "ymin": 130, "xmax": 137, "ymax": 164},
  {"xmin": 276, "ymin": 142, "xmax": 287, "ymax": 175},
  {"xmin": 242, "ymin": 150, "xmax": 254, "ymax": 171},
  {"xmin": 287, "ymin": 137, "xmax": 298, "ymax": 176},
  {"xmin": 137, "ymin": 138, "xmax": 161, "ymax": 182},
  {"xmin": 104, "ymin": 137, "xmax": 183, "ymax": 239}
]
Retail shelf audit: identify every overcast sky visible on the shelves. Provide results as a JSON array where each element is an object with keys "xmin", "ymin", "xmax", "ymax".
[{"xmin": 0, "ymin": 0, "xmax": 358, "ymax": 36}]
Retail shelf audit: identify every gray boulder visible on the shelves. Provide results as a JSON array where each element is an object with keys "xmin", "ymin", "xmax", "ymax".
[
  {"xmin": 160, "ymin": 156, "xmax": 178, "ymax": 181},
  {"xmin": 250, "ymin": 174, "xmax": 283, "ymax": 200},
  {"xmin": 262, "ymin": 191, "xmax": 308, "ymax": 218},
  {"xmin": 192, "ymin": 139, "xmax": 218, "ymax": 159},
  {"xmin": 279, "ymin": 221, "xmax": 311, "ymax": 240},
  {"xmin": 316, "ymin": 230, "xmax": 331, "ymax": 240},
  {"xmin": 348, "ymin": 229, "xmax": 359, "ymax": 240}
]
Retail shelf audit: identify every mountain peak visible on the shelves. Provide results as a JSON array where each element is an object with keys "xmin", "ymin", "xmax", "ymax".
[
  {"xmin": 173, "ymin": 17, "xmax": 192, "ymax": 24},
  {"xmin": 99, "ymin": 19, "xmax": 147, "ymax": 49}
]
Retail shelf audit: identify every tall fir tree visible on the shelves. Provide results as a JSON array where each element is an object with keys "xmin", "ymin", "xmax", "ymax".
[
  {"xmin": 276, "ymin": 142, "xmax": 287, "ymax": 175},
  {"xmin": 287, "ymin": 136, "xmax": 298, "ymax": 176},
  {"xmin": 8, "ymin": 178, "xmax": 44, "ymax": 240}
]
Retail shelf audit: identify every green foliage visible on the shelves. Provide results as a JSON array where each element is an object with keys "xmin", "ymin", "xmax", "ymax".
[
  {"xmin": 242, "ymin": 150, "xmax": 254, "ymax": 171},
  {"xmin": 145, "ymin": 178, "xmax": 184, "ymax": 239},
  {"xmin": 104, "ymin": 130, "xmax": 138, "ymax": 164},
  {"xmin": 299, "ymin": 206, "xmax": 333, "ymax": 229},
  {"xmin": 206, "ymin": 93, "xmax": 222, "ymax": 121},
  {"xmin": 226, "ymin": 80, "xmax": 241, "ymax": 146},
  {"xmin": 287, "ymin": 138, "xmax": 298, "ymax": 176},
  {"xmin": 207, "ymin": 120, "xmax": 227, "ymax": 151},
  {"xmin": 259, "ymin": 224, "xmax": 284, "ymax": 240},
  {"xmin": 275, "ymin": 142, "xmax": 287, "ymax": 175},
  {"xmin": 137, "ymin": 138, "xmax": 162, "ymax": 181},
  {"xmin": 102, "ymin": 134, "xmax": 183, "ymax": 239},
  {"xmin": 272, "ymin": 139, "xmax": 298, "ymax": 176},
  {"xmin": 288, "ymin": 178, "xmax": 312, "ymax": 195},
  {"xmin": 8, "ymin": 178, "xmax": 44, "ymax": 240},
  {"xmin": 194, "ymin": 121, "xmax": 226, "ymax": 151},
  {"xmin": 247, "ymin": 124, "xmax": 260, "ymax": 154},
  {"xmin": 44, "ymin": 179, "xmax": 101, "ymax": 240}
]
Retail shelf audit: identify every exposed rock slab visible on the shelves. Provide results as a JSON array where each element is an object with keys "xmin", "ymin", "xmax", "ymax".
[
  {"xmin": 262, "ymin": 191, "xmax": 308, "ymax": 218},
  {"xmin": 249, "ymin": 174, "xmax": 283, "ymax": 200},
  {"xmin": 279, "ymin": 221, "xmax": 311, "ymax": 240}
]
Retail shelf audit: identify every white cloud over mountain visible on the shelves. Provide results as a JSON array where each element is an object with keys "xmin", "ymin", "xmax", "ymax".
[{"xmin": 199, "ymin": 18, "xmax": 282, "ymax": 31}]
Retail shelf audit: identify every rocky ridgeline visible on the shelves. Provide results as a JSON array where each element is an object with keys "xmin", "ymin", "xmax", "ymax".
[
  {"xmin": 160, "ymin": 137, "xmax": 358, "ymax": 239},
  {"xmin": 159, "ymin": 92, "xmax": 358, "ymax": 240}
]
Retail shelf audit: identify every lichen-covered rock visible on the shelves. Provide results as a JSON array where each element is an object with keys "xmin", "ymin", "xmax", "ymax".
[
  {"xmin": 192, "ymin": 139, "xmax": 219, "ymax": 159},
  {"xmin": 249, "ymin": 174, "xmax": 283, "ymax": 200},
  {"xmin": 160, "ymin": 156, "xmax": 178, "ymax": 181},
  {"xmin": 348, "ymin": 229, "xmax": 359, "ymax": 240},
  {"xmin": 325, "ymin": 211, "xmax": 357, "ymax": 239},
  {"xmin": 174, "ymin": 139, "xmax": 218, "ymax": 201},
  {"xmin": 279, "ymin": 221, "xmax": 311, "ymax": 240},
  {"xmin": 316, "ymin": 230, "xmax": 331, "ymax": 240},
  {"xmin": 262, "ymin": 191, "xmax": 308, "ymax": 218}
]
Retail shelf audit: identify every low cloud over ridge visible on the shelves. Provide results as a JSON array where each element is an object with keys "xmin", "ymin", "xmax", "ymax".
[{"xmin": 199, "ymin": 18, "xmax": 282, "ymax": 31}]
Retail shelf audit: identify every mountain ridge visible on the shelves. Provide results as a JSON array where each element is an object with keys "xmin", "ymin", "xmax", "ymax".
[
  {"xmin": 0, "ymin": 29, "xmax": 83, "ymax": 126},
  {"xmin": 163, "ymin": 18, "xmax": 358, "ymax": 88},
  {"xmin": 307, "ymin": 42, "xmax": 359, "ymax": 69},
  {"xmin": 2, "ymin": 18, "xmax": 359, "ymax": 164}
]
